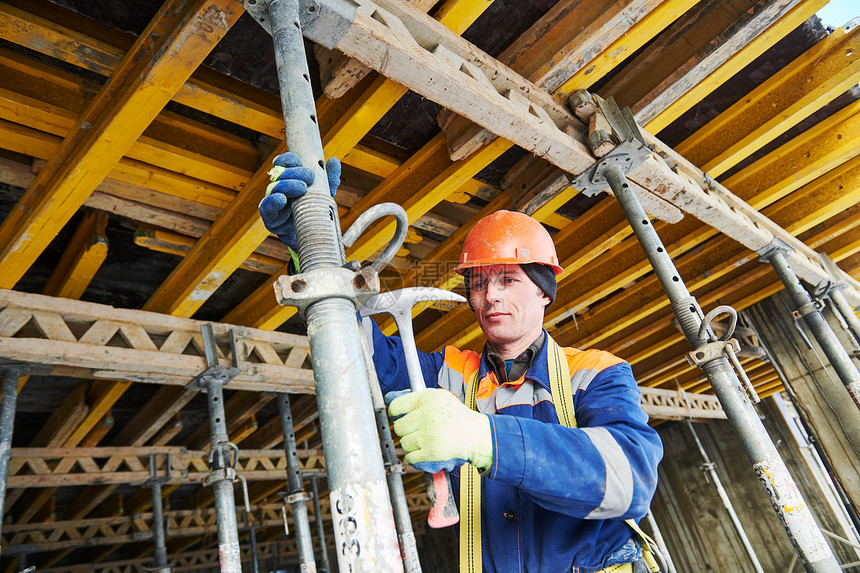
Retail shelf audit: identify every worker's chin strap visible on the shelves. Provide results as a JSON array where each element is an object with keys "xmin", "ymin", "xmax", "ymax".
[{"xmin": 460, "ymin": 335, "xmax": 661, "ymax": 573}]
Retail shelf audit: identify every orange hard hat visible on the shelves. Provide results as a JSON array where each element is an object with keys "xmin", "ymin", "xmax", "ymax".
[{"xmin": 455, "ymin": 210, "xmax": 563, "ymax": 275}]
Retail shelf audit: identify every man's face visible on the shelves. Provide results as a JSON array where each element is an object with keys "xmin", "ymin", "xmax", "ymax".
[{"xmin": 469, "ymin": 264, "xmax": 550, "ymax": 351}]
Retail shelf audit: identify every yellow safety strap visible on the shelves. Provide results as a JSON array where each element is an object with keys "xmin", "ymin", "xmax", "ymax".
[
  {"xmin": 459, "ymin": 336, "xmax": 661, "ymax": 572},
  {"xmin": 460, "ymin": 368, "xmax": 482, "ymax": 573}
]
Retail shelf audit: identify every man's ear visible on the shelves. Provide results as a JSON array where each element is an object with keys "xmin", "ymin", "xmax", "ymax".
[{"xmin": 539, "ymin": 288, "xmax": 551, "ymax": 307}]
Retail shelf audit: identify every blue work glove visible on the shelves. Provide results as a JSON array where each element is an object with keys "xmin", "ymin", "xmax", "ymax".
[
  {"xmin": 259, "ymin": 152, "xmax": 341, "ymax": 251},
  {"xmin": 387, "ymin": 388, "xmax": 493, "ymax": 473}
]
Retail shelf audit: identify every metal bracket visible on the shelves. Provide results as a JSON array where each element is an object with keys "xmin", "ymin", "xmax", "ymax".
[
  {"xmin": 755, "ymin": 236, "xmax": 793, "ymax": 263},
  {"xmin": 242, "ymin": 0, "xmax": 358, "ymax": 50},
  {"xmin": 144, "ymin": 453, "xmax": 173, "ymax": 487},
  {"xmin": 140, "ymin": 566, "xmax": 173, "ymax": 573},
  {"xmin": 285, "ymin": 491, "xmax": 312, "ymax": 504},
  {"xmin": 274, "ymin": 264, "xmax": 380, "ymax": 314},
  {"xmin": 203, "ymin": 467, "xmax": 237, "ymax": 487},
  {"xmin": 686, "ymin": 338, "xmax": 741, "ymax": 368},
  {"xmin": 791, "ymin": 300, "xmax": 824, "ymax": 319},
  {"xmin": 386, "ymin": 463, "xmax": 404, "ymax": 475},
  {"xmin": 186, "ymin": 324, "xmax": 240, "ymax": 392},
  {"xmin": 567, "ymin": 140, "xmax": 652, "ymax": 196}
]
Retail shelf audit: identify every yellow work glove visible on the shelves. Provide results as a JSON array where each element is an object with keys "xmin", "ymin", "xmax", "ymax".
[{"xmin": 388, "ymin": 388, "xmax": 493, "ymax": 472}]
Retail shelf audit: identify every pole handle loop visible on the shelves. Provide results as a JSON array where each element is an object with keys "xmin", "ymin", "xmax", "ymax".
[
  {"xmin": 342, "ymin": 203, "xmax": 409, "ymax": 272},
  {"xmin": 698, "ymin": 305, "xmax": 737, "ymax": 342}
]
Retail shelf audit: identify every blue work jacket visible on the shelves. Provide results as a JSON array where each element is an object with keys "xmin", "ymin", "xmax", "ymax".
[{"xmin": 371, "ymin": 327, "xmax": 663, "ymax": 572}]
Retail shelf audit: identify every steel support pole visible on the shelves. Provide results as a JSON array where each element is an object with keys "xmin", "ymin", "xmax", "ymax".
[
  {"xmin": 361, "ymin": 318, "xmax": 421, "ymax": 572},
  {"xmin": 0, "ymin": 366, "xmax": 23, "ymax": 540},
  {"xmin": 310, "ymin": 477, "xmax": 331, "ymax": 573},
  {"xmin": 149, "ymin": 479, "xmax": 170, "ymax": 572},
  {"xmin": 278, "ymin": 394, "xmax": 316, "ymax": 572},
  {"xmin": 644, "ymin": 510, "xmax": 677, "ymax": 573},
  {"xmin": 205, "ymin": 380, "xmax": 242, "ymax": 573},
  {"xmin": 604, "ymin": 164, "xmax": 840, "ymax": 572},
  {"xmin": 266, "ymin": 1, "xmax": 402, "ymax": 571},
  {"xmin": 765, "ymin": 250, "xmax": 860, "ymax": 410},
  {"xmin": 828, "ymin": 287, "xmax": 860, "ymax": 349},
  {"xmin": 686, "ymin": 420, "xmax": 765, "ymax": 573}
]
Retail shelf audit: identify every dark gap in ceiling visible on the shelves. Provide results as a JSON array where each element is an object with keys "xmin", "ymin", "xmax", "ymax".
[{"xmin": 660, "ymin": 16, "xmax": 829, "ymax": 147}]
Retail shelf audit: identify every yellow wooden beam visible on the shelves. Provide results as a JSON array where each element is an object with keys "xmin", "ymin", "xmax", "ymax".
[
  {"xmin": 141, "ymin": 142, "xmax": 279, "ymax": 317},
  {"xmin": 643, "ymin": 0, "xmax": 827, "ymax": 132},
  {"xmin": 766, "ymin": 155, "xmax": 860, "ymax": 236},
  {"xmin": 676, "ymin": 26, "xmax": 860, "ymax": 176},
  {"xmin": 723, "ymin": 97, "xmax": 860, "ymax": 210},
  {"xmin": 64, "ymin": 380, "xmax": 132, "ymax": 448},
  {"xmin": 553, "ymin": 0, "xmax": 700, "ymax": 101},
  {"xmin": 42, "ymin": 211, "xmax": 108, "ymax": 300},
  {"xmin": 0, "ymin": 0, "xmax": 241, "ymax": 289},
  {"xmin": 433, "ymin": 0, "xmax": 495, "ymax": 33}
]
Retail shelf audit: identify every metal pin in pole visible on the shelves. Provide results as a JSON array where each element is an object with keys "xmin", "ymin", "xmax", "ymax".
[
  {"xmin": 311, "ymin": 476, "xmax": 331, "ymax": 573},
  {"xmin": 686, "ymin": 420, "xmax": 765, "ymax": 573},
  {"xmin": 279, "ymin": 393, "xmax": 317, "ymax": 572},
  {"xmin": 188, "ymin": 324, "xmax": 243, "ymax": 573},
  {"xmin": 599, "ymin": 159, "xmax": 841, "ymax": 572},
  {"xmin": 240, "ymin": 1, "xmax": 405, "ymax": 570},
  {"xmin": 0, "ymin": 364, "xmax": 27, "ymax": 541},
  {"xmin": 761, "ymin": 245, "xmax": 860, "ymax": 410}
]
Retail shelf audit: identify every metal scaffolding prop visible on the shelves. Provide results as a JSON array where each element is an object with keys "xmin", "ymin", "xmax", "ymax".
[
  {"xmin": 685, "ymin": 420, "xmax": 765, "ymax": 573},
  {"xmin": 145, "ymin": 454, "xmax": 172, "ymax": 573},
  {"xmin": 247, "ymin": 0, "xmax": 404, "ymax": 570},
  {"xmin": 310, "ymin": 476, "xmax": 332, "ymax": 573},
  {"xmin": 361, "ymin": 317, "xmax": 422, "ymax": 572},
  {"xmin": 760, "ymin": 246, "xmax": 860, "ymax": 410},
  {"xmin": 189, "ymin": 324, "xmax": 243, "ymax": 573},
  {"xmin": 279, "ymin": 393, "xmax": 317, "ymax": 571},
  {"xmin": 579, "ymin": 111, "xmax": 840, "ymax": 570},
  {"xmin": 0, "ymin": 363, "xmax": 26, "ymax": 543}
]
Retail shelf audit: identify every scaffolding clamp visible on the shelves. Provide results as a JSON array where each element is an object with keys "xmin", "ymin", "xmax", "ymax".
[
  {"xmin": 386, "ymin": 463, "xmax": 404, "ymax": 476},
  {"xmin": 285, "ymin": 491, "xmax": 313, "ymax": 504}
]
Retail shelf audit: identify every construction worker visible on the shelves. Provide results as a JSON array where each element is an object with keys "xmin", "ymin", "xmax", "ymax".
[{"xmin": 261, "ymin": 154, "xmax": 664, "ymax": 573}]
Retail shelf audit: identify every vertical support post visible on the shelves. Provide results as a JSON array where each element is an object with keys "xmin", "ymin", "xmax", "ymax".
[
  {"xmin": 266, "ymin": 0, "xmax": 402, "ymax": 571},
  {"xmin": 237, "ymin": 475, "xmax": 260, "ymax": 573},
  {"xmin": 361, "ymin": 318, "xmax": 421, "ymax": 572},
  {"xmin": 279, "ymin": 393, "xmax": 317, "ymax": 572},
  {"xmin": 205, "ymin": 379, "xmax": 242, "ymax": 573},
  {"xmin": 604, "ymin": 164, "xmax": 840, "ymax": 572},
  {"xmin": 149, "ymin": 478, "xmax": 170, "ymax": 572},
  {"xmin": 644, "ymin": 510, "xmax": 677, "ymax": 573},
  {"xmin": 828, "ymin": 287, "xmax": 860, "ymax": 349},
  {"xmin": 685, "ymin": 420, "xmax": 765, "ymax": 573},
  {"xmin": 311, "ymin": 476, "xmax": 331, "ymax": 573},
  {"xmin": 764, "ymin": 249, "xmax": 860, "ymax": 410},
  {"xmin": 0, "ymin": 365, "xmax": 24, "ymax": 540}
]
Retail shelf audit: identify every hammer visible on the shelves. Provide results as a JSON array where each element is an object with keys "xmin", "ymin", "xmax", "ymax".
[{"xmin": 360, "ymin": 287, "xmax": 466, "ymax": 528}]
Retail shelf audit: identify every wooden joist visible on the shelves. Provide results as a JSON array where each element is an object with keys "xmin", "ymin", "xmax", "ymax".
[
  {"xmin": 37, "ymin": 539, "xmax": 300, "ymax": 573},
  {"xmin": 0, "ymin": 288, "xmax": 315, "ymax": 393},
  {"xmin": 4, "ymin": 446, "xmax": 330, "ymax": 488}
]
